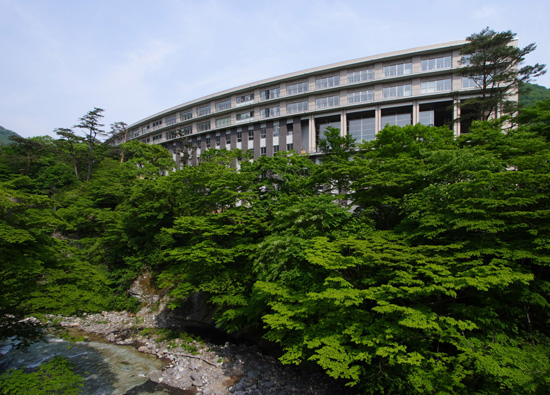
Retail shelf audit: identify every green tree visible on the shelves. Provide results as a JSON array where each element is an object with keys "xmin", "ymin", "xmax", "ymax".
[
  {"xmin": 459, "ymin": 27, "xmax": 546, "ymax": 121},
  {"xmin": 74, "ymin": 107, "xmax": 106, "ymax": 181}
]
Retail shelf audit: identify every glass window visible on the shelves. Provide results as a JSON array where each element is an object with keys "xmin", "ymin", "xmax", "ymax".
[
  {"xmin": 462, "ymin": 76, "xmax": 480, "ymax": 89},
  {"xmin": 152, "ymin": 134, "xmax": 163, "ymax": 141},
  {"xmin": 248, "ymin": 128, "xmax": 254, "ymax": 140},
  {"xmin": 225, "ymin": 131, "xmax": 231, "ymax": 144},
  {"xmin": 348, "ymin": 117, "xmax": 376, "ymax": 142},
  {"xmin": 273, "ymin": 145, "xmax": 279, "ymax": 153},
  {"xmin": 316, "ymin": 75, "xmax": 340, "ymax": 89},
  {"xmin": 237, "ymin": 130, "xmax": 242, "ymax": 142},
  {"xmin": 215, "ymin": 99, "xmax": 231, "ymax": 111},
  {"xmin": 316, "ymin": 95, "xmax": 340, "ymax": 108},
  {"xmin": 383, "ymin": 62, "xmax": 412, "ymax": 77},
  {"xmin": 215, "ymin": 116, "xmax": 231, "ymax": 128},
  {"xmin": 419, "ymin": 110, "xmax": 434, "ymax": 126},
  {"xmin": 347, "ymin": 68, "xmax": 374, "ymax": 83},
  {"xmin": 260, "ymin": 87, "xmax": 280, "ymax": 101},
  {"xmin": 287, "ymin": 124, "xmax": 293, "ymax": 136},
  {"xmin": 287, "ymin": 81, "xmax": 308, "ymax": 95},
  {"xmin": 381, "ymin": 112, "xmax": 412, "ymax": 127},
  {"xmin": 236, "ymin": 111, "xmax": 254, "ymax": 122},
  {"xmin": 286, "ymin": 143, "xmax": 294, "ymax": 151},
  {"xmin": 152, "ymin": 120, "xmax": 162, "ymax": 127},
  {"xmin": 197, "ymin": 121, "xmax": 211, "ymax": 131},
  {"xmin": 287, "ymin": 100, "xmax": 308, "ymax": 114},
  {"xmin": 166, "ymin": 116, "xmax": 177, "ymax": 126},
  {"xmin": 348, "ymin": 90, "xmax": 374, "ymax": 103},
  {"xmin": 236, "ymin": 93, "xmax": 254, "ymax": 104},
  {"xmin": 261, "ymin": 147, "xmax": 267, "ymax": 156},
  {"xmin": 179, "ymin": 126, "xmax": 192, "ymax": 136},
  {"xmin": 181, "ymin": 111, "xmax": 193, "ymax": 121},
  {"xmin": 260, "ymin": 105, "xmax": 280, "ymax": 119},
  {"xmin": 421, "ymin": 56, "xmax": 452, "ymax": 71},
  {"xmin": 273, "ymin": 124, "xmax": 280, "ymax": 137},
  {"xmin": 215, "ymin": 135, "xmax": 220, "ymax": 146},
  {"xmin": 197, "ymin": 105, "xmax": 211, "ymax": 116},
  {"xmin": 260, "ymin": 126, "xmax": 266, "ymax": 139},
  {"xmin": 383, "ymin": 84, "xmax": 412, "ymax": 99},
  {"xmin": 206, "ymin": 136, "xmax": 211, "ymax": 148}
]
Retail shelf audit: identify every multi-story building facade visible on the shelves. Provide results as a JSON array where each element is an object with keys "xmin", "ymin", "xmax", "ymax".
[{"xmin": 111, "ymin": 40, "xmax": 500, "ymax": 166}]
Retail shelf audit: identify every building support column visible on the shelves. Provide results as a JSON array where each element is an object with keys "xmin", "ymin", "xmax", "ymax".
[
  {"xmin": 412, "ymin": 100, "xmax": 419, "ymax": 125},
  {"xmin": 309, "ymin": 115, "xmax": 316, "ymax": 153},
  {"xmin": 453, "ymin": 97, "xmax": 461, "ymax": 137}
]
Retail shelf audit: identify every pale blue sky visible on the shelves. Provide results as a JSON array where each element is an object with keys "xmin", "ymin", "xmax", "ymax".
[{"xmin": 1, "ymin": 0, "xmax": 549, "ymax": 138}]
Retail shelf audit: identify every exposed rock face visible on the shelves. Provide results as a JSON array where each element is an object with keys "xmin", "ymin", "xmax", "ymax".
[{"xmin": 130, "ymin": 271, "xmax": 216, "ymax": 331}]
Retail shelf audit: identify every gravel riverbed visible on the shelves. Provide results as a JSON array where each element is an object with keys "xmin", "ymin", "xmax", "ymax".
[{"xmin": 50, "ymin": 311, "xmax": 352, "ymax": 395}]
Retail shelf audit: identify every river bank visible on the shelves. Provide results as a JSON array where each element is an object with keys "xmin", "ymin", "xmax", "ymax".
[{"xmin": 48, "ymin": 311, "xmax": 352, "ymax": 395}]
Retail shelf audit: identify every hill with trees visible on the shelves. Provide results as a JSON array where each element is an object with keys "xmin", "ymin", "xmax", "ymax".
[{"xmin": 0, "ymin": 125, "xmax": 20, "ymax": 145}]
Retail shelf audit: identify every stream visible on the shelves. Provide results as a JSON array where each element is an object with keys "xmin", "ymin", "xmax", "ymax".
[{"xmin": 0, "ymin": 330, "xmax": 192, "ymax": 394}]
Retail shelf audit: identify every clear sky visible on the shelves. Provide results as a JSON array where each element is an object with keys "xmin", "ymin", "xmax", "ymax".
[{"xmin": 1, "ymin": 0, "xmax": 549, "ymax": 138}]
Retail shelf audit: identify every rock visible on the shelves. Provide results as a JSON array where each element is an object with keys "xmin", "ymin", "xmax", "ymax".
[
  {"xmin": 148, "ymin": 370, "xmax": 163, "ymax": 383},
  {"xmin": 248, "ymin": 370, "xmax": 260, "ymax": 379},
  {"xmin": 137, "ymin": 345, "xmax": 149, "ymax": 353},
  {"xmin": 190, "ymin": 371, "xmax": 202, "ymax": 381},
  {"xmin": 106, "ymin": 333, "xmax": 116, "ymax": 342}
]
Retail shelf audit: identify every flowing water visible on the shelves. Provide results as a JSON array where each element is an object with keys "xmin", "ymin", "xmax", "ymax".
[{"xmin": 0, "ymin": 330, "xmax": 192, "ymax": 394}]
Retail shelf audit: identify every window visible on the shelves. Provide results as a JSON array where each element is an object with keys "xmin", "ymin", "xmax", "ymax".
[
  {"xmin": 316, "ymin": 95, "xmax": 340, "ymax": 109},
  {"xmin": 261, "ymin": 147, "xmax": 267, "ymax": 156},
  {"xmin": 215, "ymin": 134, "xmax": 220, "ymax": 146},
  {"xmin": 236, "ymin": 93, "xmax": 254, "ymax": 104},
  {"xmin": 260, "ymin": 105, "xmax": 280, "ymax": 119},
  {"xmin": 260, "ymin": 126, "xmax": 266, "ymax": 139},
  {"xmin": 225, "ymin": 131, "xmax": 231, "ymax": 144},
  {"xmin": 215, "ymin": 116, "xmax": 231, "ymax": 128},
  {"xmin": 421, "ymin": 79, "xmax": 452, "ymax": 94},
  {"xmin": 197, "ymin": 105, "xmax": 211, "ymax": 116},
  {"xmin": 383, "ymin": 84, "xmax": 412, "ymax": 99},
  {"xmin": 348, "ymin": 90, "xmax": 374, "ymax": 103},
  {"xmin": 381, "ymin": 111, "xmax": 412, "ymax": 127},
  {"xmin": 286, "ymin": 143, "xmax": 294, "ymax": 151},
  {"xmin": 196, "ymin": 138, "xmax": 201, "ymax": 147},
  {"xmin": 179, "ymin": 126, "xmax": 192, "ymax": 136},
  {"xmin": 316, "ymin": 75, "xmax": 340, "ymax": 89},
  {"xmin": 287, "ymin": 124, "xmax": 293, "ymax": 136},
  {"xmin": 181, "ymin": 111, "xmax": 193, "ymax": 121},
  {"xmin": 287, "ymin": 100, "xmax": 308, "ymax": 114},
  {"xmin": 152, "ymin": 134, "xmax": 163, "ymax": 141},
  {"xmin": 462, "ymin": 76, "xmax": 480, "ymax": 89},
  {"xmin": 348, "ymin": 116, "xmax": 376, "ymax": 142},
  {"xmin": 166, "ymin": 116, "xmax": 177, "ymax": 126},
  {"xmin": 347, "ymin": 69, "xmax": 374, "ymax": 83},
  {"xmin": 237, "ymin": 130, "xmax": 242, "ymax": 142},
  {"xmin": 236, "ymin": 111, "xmax": 254, "ymax": 122},
  {"xmin": 273, "ymin": 145, "xmax": 279, "ymax": 153},
  {"xmin": 152, "ymin": 120, "xmax": 162, "ymax": 127},
  {"xmin": 261, "ymin": 87, "xmax": 280, "ymax": 101},
  {"xmin": 419, "ymin": 110, "xmax": 434, "ymax": 126},
  {"xmin": 215, "ymin": 99, "xmax": 231, "ymax": 111},
  {"xmin": 206, "ymin": 136, "xmax": 211, "ymax": 148},
  {"xmin": 287, "ymin": 81, "xmax": 308, "ymax": 95},
  {"xmin": 197, "ymin": 121, "xmax": 211, "ymax": 131},
  {"xmin": 248, "ymin": 128, "xmax": 254, "ymax": 140},
  {"xmin": 383, "ymin": 62, "xmax": 412, "ymax": 77},
  {"xmin": 273, "ymin": 124, "xmax": 280, "ymax": 137},
  {"xmin": 421, "ymin": 56, "xmax": 452, "ymax": 71}
]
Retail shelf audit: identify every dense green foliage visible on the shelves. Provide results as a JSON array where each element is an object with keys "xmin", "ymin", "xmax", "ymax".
[
  {"xmin": 0, "ymin": 356, "xmax": 84, "ymax": 394},
  {"xmin": 520, "ymin": 82, "xmax": 550, "ymax": 108},
  {"xmin": 2, "ymin": 99, "xmax": 550, "ymax": 393}
]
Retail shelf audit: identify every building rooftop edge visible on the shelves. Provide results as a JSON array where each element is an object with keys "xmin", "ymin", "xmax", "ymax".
[{"xmin": 127, "ymin": 39, "xmax": 468, "ymax": 129}]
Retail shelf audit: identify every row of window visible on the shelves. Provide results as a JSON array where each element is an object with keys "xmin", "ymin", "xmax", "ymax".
[{"xmin": 137, "ymin": 55, "xmax": 458, "ymax": 134}]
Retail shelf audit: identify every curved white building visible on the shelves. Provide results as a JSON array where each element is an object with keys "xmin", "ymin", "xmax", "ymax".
[{"xmin": 115, "ymin": 40, "xmax": 491, "ymax": 166}]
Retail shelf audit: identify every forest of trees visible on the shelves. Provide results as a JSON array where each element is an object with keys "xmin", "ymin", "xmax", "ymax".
[
  {"xmin": 2, "ymin": 28, "xmax": 550, "ymax": 393},
  {"xmin": 2, "ymin": 97, "xmax": 550, "ymax": 393}
]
